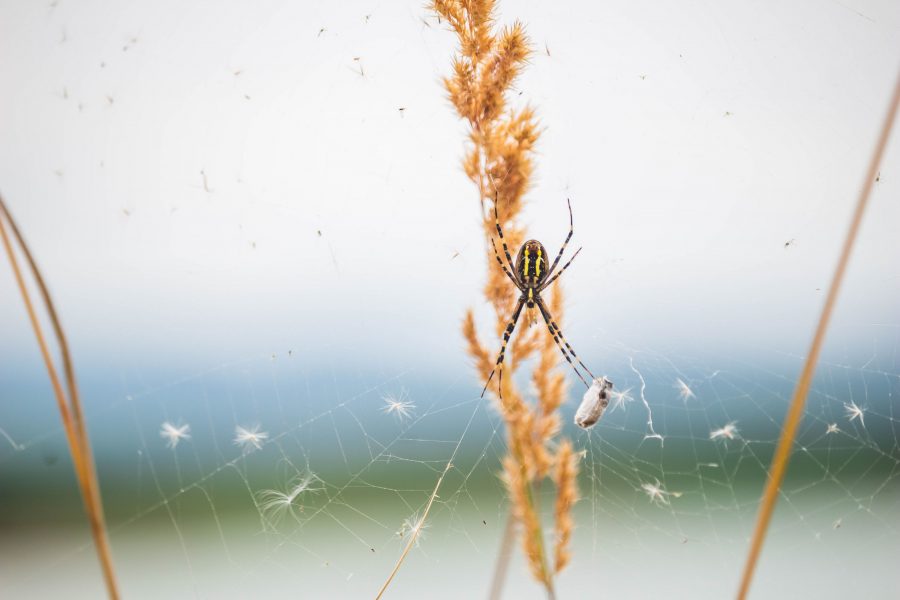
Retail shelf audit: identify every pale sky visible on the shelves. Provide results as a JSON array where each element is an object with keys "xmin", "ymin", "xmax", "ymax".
[{"xmin": 1, "ymin": 0, "xmax": 898, "ymax": 374}]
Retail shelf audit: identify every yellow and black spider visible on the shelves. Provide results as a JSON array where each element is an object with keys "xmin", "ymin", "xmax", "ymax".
[{"xmin": 481, "ymin": 198, "xmax": 596, "ymax": 399}]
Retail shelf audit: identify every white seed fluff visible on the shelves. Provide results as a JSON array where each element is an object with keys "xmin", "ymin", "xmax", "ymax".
[
  {"xmin": 641, "ymin": 481, "xmax": 672, "ymax": 506},
  {"xmin": 159, "ymin": 421, "xmax": 191, "ymax": 449},
  {"xmin": 257, "ymin": 471, "xmax": 321, "ymax": 524},
  {"xmin": 675, "ymin": 378, "xmax": 695, "ymax": 402},
  {"xmin": 381, "ymin": 390, "xmax": 416, "ymax": 421},
  {"xmin": 234, "ymin": 424, "xmax": 269, "ymax": 452},
  {"xmin": 844, "ymin": 401, "xmax": 865, "ymax": 427},
  {"xmin": 575, "ymin": 377, "xmax": 614, "ymax": 430},
  {"xmin": 710, "ymin": 421, "xmax": 739, "ymax": 441}
]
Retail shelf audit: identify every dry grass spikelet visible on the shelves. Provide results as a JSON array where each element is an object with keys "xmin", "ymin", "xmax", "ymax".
[
  {"xmin": 509, "ymin": 324, "xmax": 540, "ymax": 370},
  {"xmin": 447, "ymin": 58, "xmax": 478, "ymax": 122},
  {"xmin": 476, "ymin": 23, "xmax": 530, "ymax": 124},
  {"xmin": 486, "ymin": 108, "xmax": 540, "ymax": 200},
  {"xmin": 433, "ymin": 0, "xmax": 496, "ymax": 62},
  {"xmin": 530, "ymin": 284, "xmax": 566, "ymax": 478},
  {"xmin": 502, "ymin": 456, "xmax": 550, "ymax": 585},
  {"xmin": 462, "ymin": 309, "xmax": 491, "ymax": 377},
  {"xmin": 515, "ymin": 409, "xmax": 540, "ymax": 478},
  {"xmin": 553, "ymin": 439, "xmax": 580, "ymax": 573}
]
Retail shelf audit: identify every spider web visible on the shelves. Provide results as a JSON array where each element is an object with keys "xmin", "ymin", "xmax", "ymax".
[{"xmin": 1, "ymin": 322, "xmax": 898, "ymax": 598}]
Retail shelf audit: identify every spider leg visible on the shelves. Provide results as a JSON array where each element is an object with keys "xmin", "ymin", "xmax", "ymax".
[
  {"xmin": 492, "ymin": 194, "xmax": 516, "ymax": 271},
  {"xmin": 481, "ymin": 295, "xmax": 526, "ymax": 400},
  {"xmin": 535, "ymin": 296, "xmax": 595, "ymax": 388},
  {"xmin": 539, "ymin": 246, "xmax": 582, "ymax": 292},
  {"xmin": 490, "ymin": 237, "xmax": 520, "ymax": 286},
  {"xmin": 545, "ymin": 198, "xmax": 574, "ymax": 279}
]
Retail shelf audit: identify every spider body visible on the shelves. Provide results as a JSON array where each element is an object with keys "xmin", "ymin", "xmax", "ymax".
[
  {"xmin": 515, "ymin": 240, "xmax": 548, "ymax": 307},
  {"xmin": 482, "ymin": 198, "xmax": 598, "ymax": 400}
]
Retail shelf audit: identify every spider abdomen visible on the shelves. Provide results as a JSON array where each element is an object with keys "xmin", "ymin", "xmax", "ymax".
[{"xmin": 515, "ymin": 240, "xmax": 549, "ymax": 288}]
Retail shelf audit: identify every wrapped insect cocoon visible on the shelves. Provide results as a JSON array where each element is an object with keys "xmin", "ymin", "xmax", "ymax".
[{"xmin": 575, "ymin": 377, "xmax": 614, "ymax": 429}]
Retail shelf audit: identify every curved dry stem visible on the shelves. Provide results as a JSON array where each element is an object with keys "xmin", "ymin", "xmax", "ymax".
[{"xmin": 0, "ymin": 195, "xmax": 120, "ymax": 599}]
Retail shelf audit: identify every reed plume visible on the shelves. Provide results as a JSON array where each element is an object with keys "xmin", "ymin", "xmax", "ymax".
[{"xmin": 432, "ymin": 1, "xmax": 580, "ymax": 595}]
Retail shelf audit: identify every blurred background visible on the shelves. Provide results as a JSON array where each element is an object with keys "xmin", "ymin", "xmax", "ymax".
[{"xmin": 1, "ymin": 0, "xmax": 898, "ymax": 597}]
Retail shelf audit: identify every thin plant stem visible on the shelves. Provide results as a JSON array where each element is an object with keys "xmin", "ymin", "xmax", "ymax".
[
  {"xmin": 737, "ymin": 70, "xmax": 900, "ymax": 599},
  {"xmin": 376, "ymin": 458, "xmax": 454, "ymax": 599},
  {"xmin": 376, "ymin": 400, "xmax": 479, "ymax": 596},
  {"xmin": 0, "ymin": 213, "xmax": 75, "ymax": 460},
  {"xmin": 487, "ymin": 512, "xmax": 516, "ymax": 600},
  {"xmin": 0, "ymin": 195, "xmax": 121, "ymax": 600}
]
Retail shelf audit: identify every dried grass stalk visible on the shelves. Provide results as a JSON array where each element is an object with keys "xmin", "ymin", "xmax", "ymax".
[
  {"xmin": 737, "ymin": 71, "xmax": 900, "ymax": 599},
  {"xmin": 553, "ymin": 439, "xmax": 579, "ymax": 573},
  {"xmin": 432, "ymin": 1, "xmax": 579, "ymax": 596},
  {"xmin": 0, "ymin": 194, "xmax": 120, "ymax": 599}
]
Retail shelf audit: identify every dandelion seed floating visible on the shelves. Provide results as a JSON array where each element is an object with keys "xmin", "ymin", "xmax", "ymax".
[
  {"xmin": 234, "ymin": 425, "xmax": 268, "ymax": 452},
  {"xmin": 574, "ymin": 377, "xmax": 614, "ymax": 430},
  {"xmin": 709, "ymin": 421, "xmax": 739, "ymax": 441},
  {"xmin": 381, "ymin": 391, "xmax": 415, "ymax": 421},
  {"xmin": 640, "ymin": 480, "xmax": 671, "ymax": 507},
  {"xmin": 675, "ymin": 378, "xmax": 695, "ymax": 402},
  {"xmin": 844, "ymin": 401, "xmax": 865, "ymax": 427},
  {"xmin": 397, "ymin": 512, "xmax": 428, "ymax": 547},
  {"xmin": 159, "ymin": 421, "xmax": 190, "ymax": 449},
  {"xmin": 257, "ymin": 472, "xmax": 321, "ymax": 524},
  {"xmin": 608, "ymin": 387, "xmax": 633, "ymax": 413}
]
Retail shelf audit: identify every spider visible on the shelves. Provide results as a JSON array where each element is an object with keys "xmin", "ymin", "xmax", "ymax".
[{"xmin": 481, "ymin": 198, "xmax": 597, "ymax": 399}]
